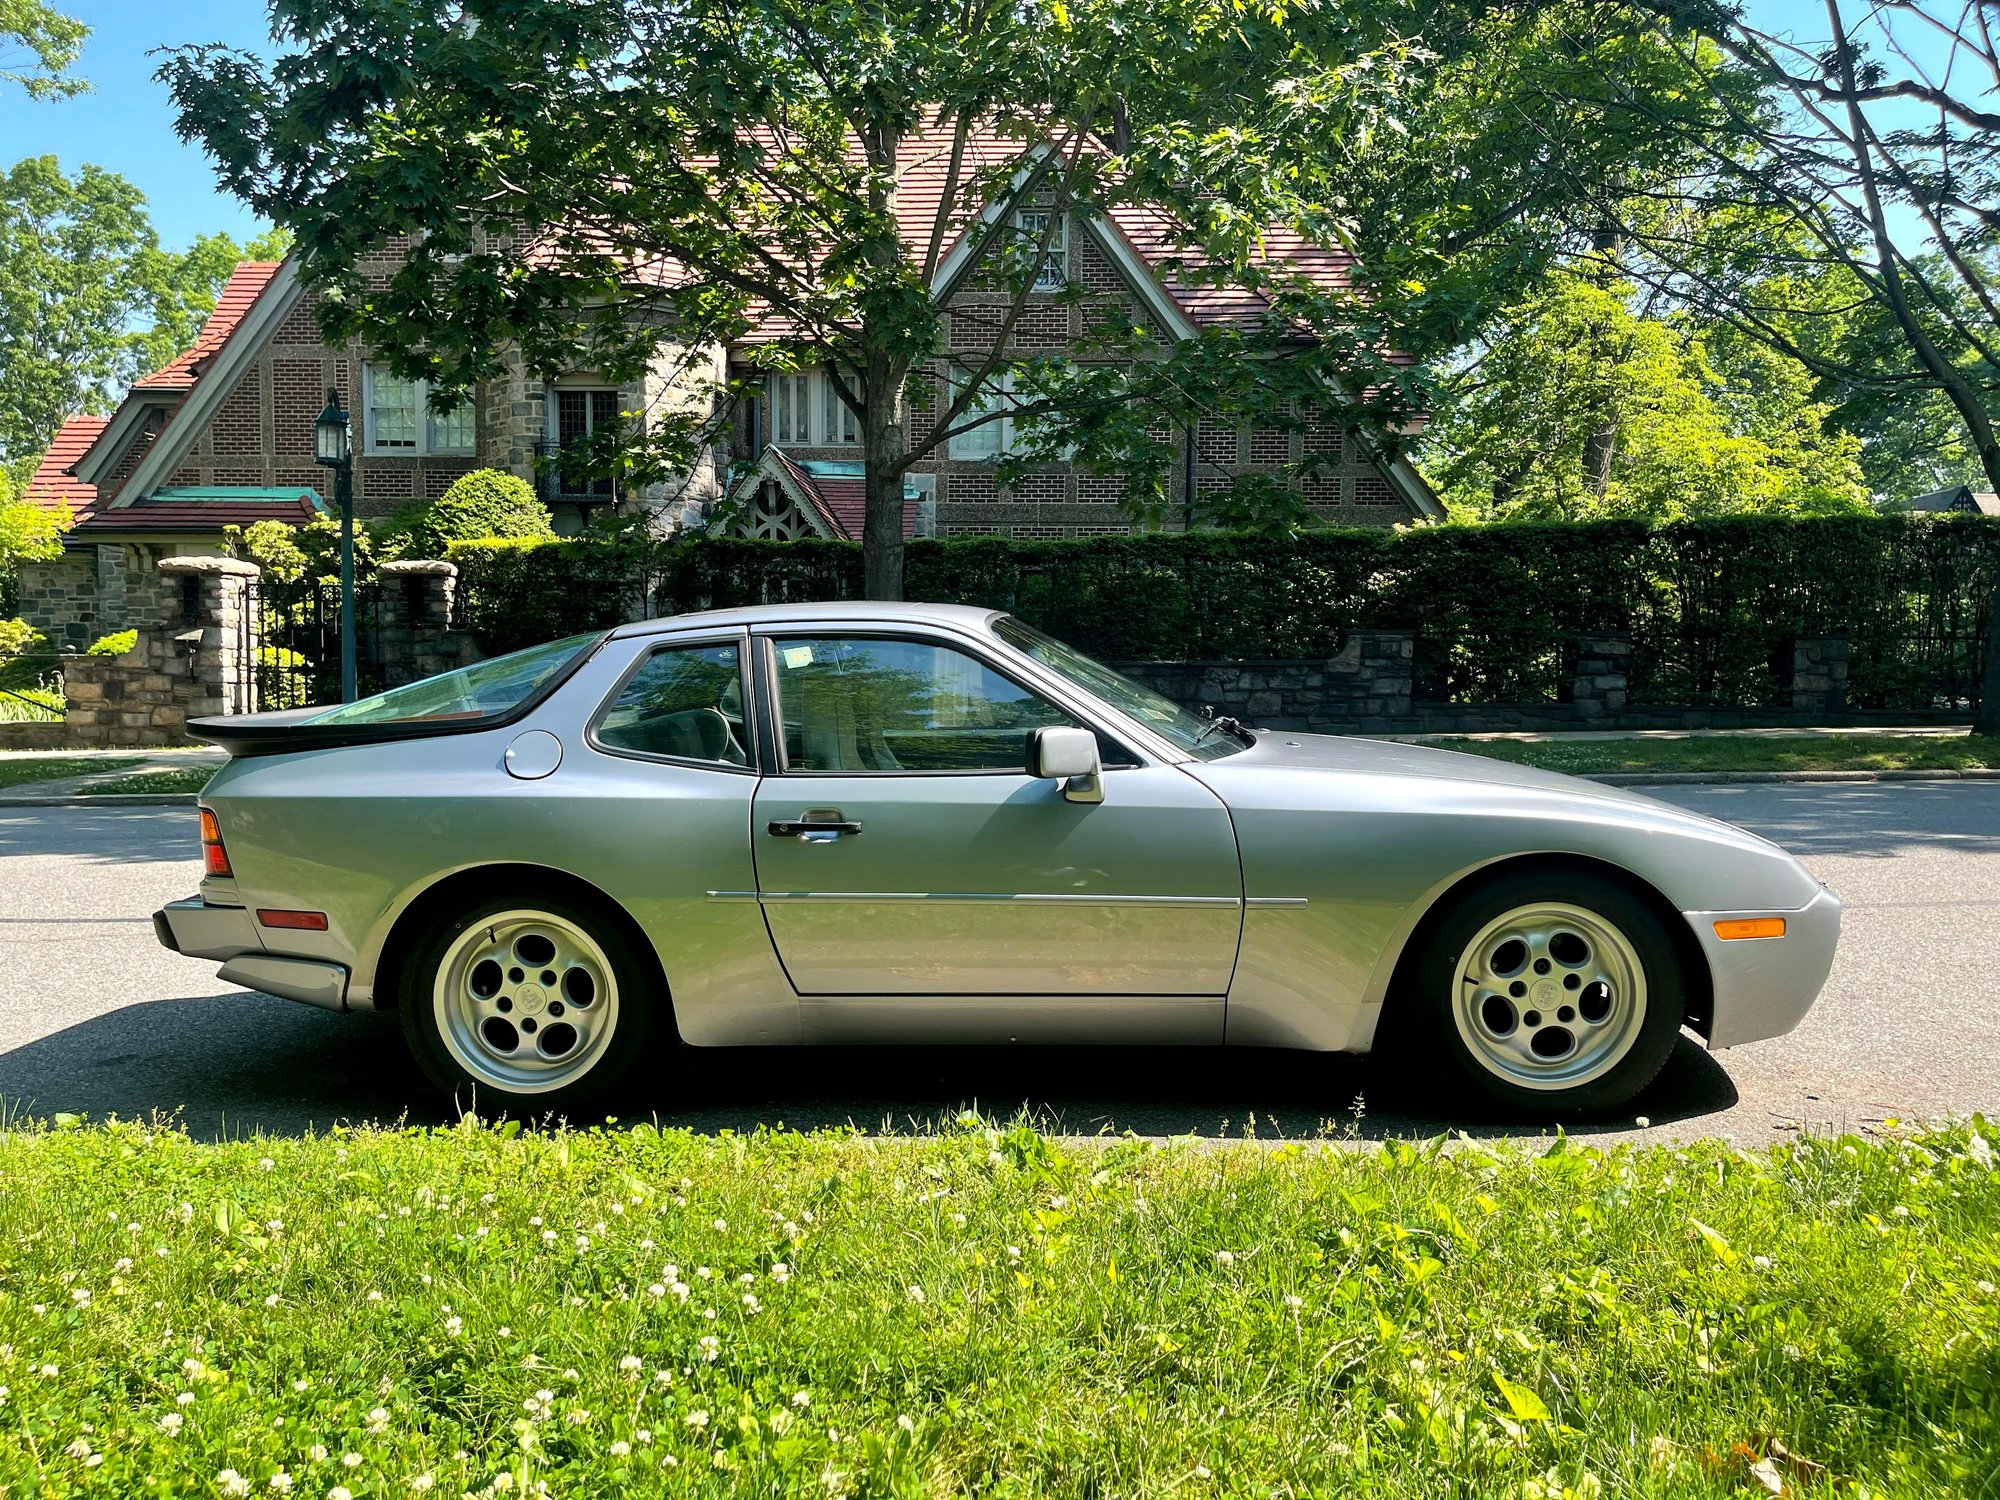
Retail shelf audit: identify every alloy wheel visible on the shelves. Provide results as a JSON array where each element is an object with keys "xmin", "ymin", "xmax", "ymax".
[{"xmin": 433, "ymin": 909, "xmax": 621, "ymax": 1094}]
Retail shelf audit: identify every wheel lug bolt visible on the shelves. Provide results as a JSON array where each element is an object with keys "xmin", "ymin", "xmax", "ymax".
[
  {"xmin": 497, "ymin": 997, "xmax": 513, "ymax": 1013},
  {"xmin": 549, "ymin": 1001, "xmax": 564, "ymax": 1017},
  {"xmin": 1558, "ymin": 1005, "xmax": 1575, "ymax": 1022},
  {"xmin": 540, "ymin": 970, "xmax": 557, "ymax": 986},
  {"xmin": 508, "ymin": 967, "xmax": 524, "ymax": 983},
  {"xmin": 1563, "ymin": 973, "xmax": 1581, "ymax": 990},
  {"xmin": 1533, "ymin": 958, "xmax": 1551, "ymax": 975},
  {"xmin": 521, "ymin": 1018, "xmax": 537, "ymax": 1034},
  {"xmin": 1523, "ymin": 1010, "xmax": 1541, "ymax": 1027},
  {"xmin": 1509, "ymin": 980, "xmax": 1527, "ymax": 998}
]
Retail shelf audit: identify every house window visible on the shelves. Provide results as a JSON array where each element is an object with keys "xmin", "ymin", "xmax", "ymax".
[
  {"xmin": 1018, "ymin": 210, "xmax": 1067, "ymax": 290},
  {"xmin": 947, "ymin": 365, "xmax": 1009, "ymax": 460},
  {"xmin": 362, "ymin": 365, "xmax": 476, "ymax": 456},
  {"xmin": 552, "ymin": 388, "xmax": 621, "ymax": 500},
  {"xmin": 767, "ymin": 371, "xmax": 858, "ymax": 447}
]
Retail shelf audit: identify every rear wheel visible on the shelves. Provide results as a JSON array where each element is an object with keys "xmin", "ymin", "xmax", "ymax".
[
  {"xmin": 1397, "ymin": 870, "xmax": 1684, "ymax": 1116},
  {"xmin": 399, "ymin": 895, "xmax": 660, "ymax": 1112}
]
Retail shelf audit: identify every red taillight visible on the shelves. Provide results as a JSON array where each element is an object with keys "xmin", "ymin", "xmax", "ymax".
[
  {"xmin": 257, "ymin": 909, "xmax": 327, "ymax": 931},
  {"xmin": 199, "ymin": 807, "xmax": 233, "ymax": 878}
]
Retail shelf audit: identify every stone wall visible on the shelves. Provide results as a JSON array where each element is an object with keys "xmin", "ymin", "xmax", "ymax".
[
  {"xmin": 1114, "ymin": 630, "xmax": 1416, "ymax": 731},
  {"xmin": 376, "ymin": 561, "xmax": 485, "ymax": 687}
]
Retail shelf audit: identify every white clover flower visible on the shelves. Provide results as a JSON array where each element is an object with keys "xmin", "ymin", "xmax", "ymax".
[
  {"xmin": 444, "ymin": 1315, "xmax": 463, "ymax": 1338},
  {"xmin": 1283, "ymin": 1294, "xmax": 1303, "ymax": 1310},
  {"xmin": 529, "ymin": 1216, "xmax": 542, "ymax": 1227},
  {"xmin": 259, "ymin": 1157, "xmax": 275, "ymax": 1172},
  {"xmin": 712, "ymin": 1219, "xmax": 727, "ymax": 1233},
  {"xmin": 1892, "ymin": 1205, "xmax": 1912, "ymax": 1218},
  {"xmin": 906, "ymin": 1286, "xmax": 925, "ymax": 1304},
  {"xmin": 1005, "ymin": 1245, "xmax": 1020, "ymax": 1260},
  {"xmin": 267, "ymin": 1220, "xmax": 284, "ymax": 1235},
  {"xmin": 647, "ymin": 1283, "xmax": 666, "ymax": 1299},
  {"xmin": 1194, "ymin": 1464, "xmax": 1212, "ymax": 1479},
  {"xmin": 696, "ymin": 1266, "xmax": 713, "ymax": 1280},
  {"xmin": 178, "ymin": 1202, "xmax": 194, "ymax": 1224},
  {"xmin": 541, "ymin": 1231, "xmax": 557, "ymax": 1245},
  {"xmin": 698, "ymin": 1335, "xmax": 719, "ymax": 1362},
  {"xmin": 791, "ymin": 1391, "xmax": 811, "ymax": 1409},
  {"xmin": 308, "ymin": 1446, "xmax": 328, "ymax": 1462},
  {"xmin": 563, "ymin": 1408, "xmax": 591, "ymax": 1426},
  {"xmin": 897, "ymin": 1414, "xmax": 915, "ymax": 1433},
  {"xmin": 366, "ymin": 1291, "xmax": 383, "ymax": 1303},
  {"xmin": 114, "ymin": 1257, "xmax": 133, "ymax": 1273},
  {"xmin": 1214, "ymin": 1250, "xmax": 1235, "ymax": 1266},
  {"xmin": 218, "ymin": 1470, "xmax": 252, "ymax": 1498},
  {"xmin": 343, "ymin": 1451, "xmax": 363, "ymax": 1468},
  {"xmin": 610, "ymin": 1440, "xmax": 631, "ymax": 1457},
  {"xmin": 523, "ymin": 1390, "xmax": 554, "ymax": 1421},
  {"xmin": 268, "ymin": 1472, "xmax": 294, "ymax": 1493},
  {"xmin": 742, "ymin": 1294, "xmax": 762, "ymax": 1314},
  {"xmin": 636, "ymin": 1429, "xmax": 653, "ymax": 1444},
  {"xmin": 330, "ymin": 1489, "xmax": 353, "ymax": 1500},
  {"xmin": 685, "ymin": 1410, "xmax": 710, "ymax": 1429},
  {"xmin": 1752, "ymin": 1255, "xmax": 1773, "ymax": 1270},
  {"xmin": 770, "ymin": 1263, "xmax": 791, "ymax": 1284},
  {"xmin": 71, "ymin": 1289, "xmax": 89, "ymax": 1307},
  {"xmin": 156, "ymin": 1246, "xmax": 170, "ymax": 1258},
  {"xmin": 65, "ymin": 1436, "xmax": 92, "ymax": 1459},
  {"xmin": 265, "ymin": 1294, "xmax": 281, "ymax": 1308},
  {"xmin": 366, "ymin": 1408, "xmax": 389, "ymax": 1435},
  {"xmin": 575, "ymin": 1236, "xmax": 590, "ymax": 1253},
  {"xmin": 408, "ymin": 1477, "xmax": 434, "ymax": 1494},
  {"xmin": 1977, "ymin": 1280, "xmax": 1996, "ymax": 1296},
  {"xmin": 951, "ymin": 1213, "xmax": 967, "ymax": 1228},
  {"xmin": 1967, "ymin": 1132, "xmax": 1995, "ymax": 1171},
  {"xmin": 158, "ymin": 1412, "xmax": 183, "ymax": 1436},
  {"xmin": 619, "ymin": 1355, "xmax": 643, "ymax": 1378},
  {"xmin": 176, "ymin": 1391, "xmax": 196, "ymax": 1406},
  {"xmin": 783, "ymin": 1220, "xmax": 801, "ymax": 1238}
]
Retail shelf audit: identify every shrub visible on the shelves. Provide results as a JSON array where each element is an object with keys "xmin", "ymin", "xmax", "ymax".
[
  {"xmin": 84, "ymin": 628, "xmax": 137, "ymax": 657},
  {"xmin": 426, "ymin": 469, "xmax": 555, "ymax": 550},
  {"xmin": 449, "ymin": 515, "xmax": 2000, "ymax": 712},
  {"xmin": 0, "ymin": 617, "xmax": 40, "ymax": 660}
]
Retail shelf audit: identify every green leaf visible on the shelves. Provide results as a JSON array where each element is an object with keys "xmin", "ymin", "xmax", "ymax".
[
  {"xmin": 1691, "ymin": 1217, "xmax": 1740, "ymax": 1268},
  {"xmin": 1492, "ymin": 1372, "xmax": 1551, "ymax": 1422}
]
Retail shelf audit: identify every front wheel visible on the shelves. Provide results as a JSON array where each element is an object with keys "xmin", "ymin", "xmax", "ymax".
[
  {"xmin": 399, "ymin": 895, "xmax": 661, "ymax": 1112},
  {"xmin": 1397, "ymin": 871, "xmax": 1685, "ymax": 1116}
]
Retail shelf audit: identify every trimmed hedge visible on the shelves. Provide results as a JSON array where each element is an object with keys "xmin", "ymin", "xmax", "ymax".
[{"xmin": 449, "ymin": 515, "xmax": 2000, "ymax": 710}]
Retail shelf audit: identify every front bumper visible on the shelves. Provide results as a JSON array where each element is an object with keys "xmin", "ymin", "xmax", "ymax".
[
  {"xmin": 154, "ymin": 897, "xmax": 354, "ymax": 1013},
  {"xmin": 1685, "ymin": 884, "xmax": 1842, "ymax": 1049}
]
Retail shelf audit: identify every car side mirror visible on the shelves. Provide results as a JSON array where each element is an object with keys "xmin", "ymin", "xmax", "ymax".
[{"xmin": 1028, "ymin": 726, "xmax": 1103, "ymax": 804}]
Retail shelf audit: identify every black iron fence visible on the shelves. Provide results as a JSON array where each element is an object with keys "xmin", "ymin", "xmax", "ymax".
[{"xmin": 252, "ymin": 578, "xmax": 388, "ymax": 709}]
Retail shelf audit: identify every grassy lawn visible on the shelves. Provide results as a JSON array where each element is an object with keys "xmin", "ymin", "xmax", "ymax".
[
  {"xmin": 1, "ymin": 1119, "xmax": 1994, "ymax": 1496},
  {"xmin": 73, "ymin": 767, "xmax": 215, "ymax": 797},
  {"xmin": 0, "ymin": 757, "xmax": 140, "ymax": 790},
  {"xmin": 1421, "ymin": 733, "xmax": 2000, "ymax": 776}
]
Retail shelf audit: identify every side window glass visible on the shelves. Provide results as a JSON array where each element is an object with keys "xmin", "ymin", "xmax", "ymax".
[
  {"xmin": 595, "ymin": 643, "xmax": 748, "ymax": 766},
  {"xmin": 772, "ymin": 636, "xmax": 1076, "ymax": 772}
]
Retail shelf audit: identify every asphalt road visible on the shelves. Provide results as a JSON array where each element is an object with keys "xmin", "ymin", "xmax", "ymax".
[{"xmin": 2, "ymin": 784, "xmax": 1996, "ymax": 1145}]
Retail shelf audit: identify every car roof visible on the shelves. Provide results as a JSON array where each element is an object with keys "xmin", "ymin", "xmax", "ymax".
[{"xmin": 610, "ymin": 601, "xmax": 1005, "ymax": 637}]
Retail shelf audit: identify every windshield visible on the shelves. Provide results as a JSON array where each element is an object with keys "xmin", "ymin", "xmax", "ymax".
[
  {"xmin": 992, "ymin": 617, "xmax": 1247, "ymax": 759},
  {"xmin": 308, "ymin": 632, "xmax": 604, "ymax": 727}
]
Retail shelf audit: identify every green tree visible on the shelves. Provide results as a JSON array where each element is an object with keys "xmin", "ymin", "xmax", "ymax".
[
  {"xmin": 161, "ymin": 0, "xmax": 1467, "ymax": 597},
  {"xmin": 1, "ymin": 0, "xmax": 85, "ymax": 98},
  {"xmin": 422, "ymin": 470, "xmax": 555, "ymax": 551},
  {"xmin": 0, "ymin": 156, "xmax": 291, "ymax": 484},
  {"xmin": 1425, "ymin": 270, "xmax": 1869, "ymax": 522}
]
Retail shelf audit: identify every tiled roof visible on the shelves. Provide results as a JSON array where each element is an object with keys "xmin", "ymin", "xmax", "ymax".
[
  {"xmin": 133, "ymin": 262, "xmax": 284, "ymax": 391},
  {"xmin": 72, "ymin": 488, "xmax": 324, "ymax": 534},
  {"xmin": 22, "ymin": 415, "xmax": 110, "ymax": 518},
  {"xmin": 765, "ymin": 450, "xmax": 920, "ymax": 540}
]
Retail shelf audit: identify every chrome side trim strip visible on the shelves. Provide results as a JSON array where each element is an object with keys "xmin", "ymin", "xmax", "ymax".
[
  {"xmin": 1245, "ymin": 897, "xmax": 1309, "ymax": 909},
  {"xmin": 705, "ymin": 891, "xmax": 761, "ymax": 903}
]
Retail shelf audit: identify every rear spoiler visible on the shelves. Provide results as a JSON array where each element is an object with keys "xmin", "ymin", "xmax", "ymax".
[{"xmin": 186, "ymin": 708, "xmax": 502, "ymax": 758}]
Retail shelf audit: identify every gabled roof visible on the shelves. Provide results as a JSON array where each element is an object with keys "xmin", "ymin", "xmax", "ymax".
[
  {"xmin": 1901, "ymin": 485, "xmax": 2000, "ymax": 516},
  {"xmin": 22, "ymin": 415, "xmax": 109, "ymax": 518},
  {"xmin": 132, "ymin": 262, "xmax": 284, "ymax": 392},
  {"xmin": 731, "ymin": 449, "xmax": 922, "ymax": 540}
]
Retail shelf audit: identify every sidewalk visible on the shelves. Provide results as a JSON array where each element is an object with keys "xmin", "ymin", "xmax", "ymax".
[{"xmin": 0, "ymin": 745, "xmax": 225, "ymax": 801}]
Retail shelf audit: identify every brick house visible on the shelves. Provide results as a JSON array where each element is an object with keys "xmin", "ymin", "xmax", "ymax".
[{"xmin": 21, "ymin": 128, "xmax": 1436, "ymax": 641}]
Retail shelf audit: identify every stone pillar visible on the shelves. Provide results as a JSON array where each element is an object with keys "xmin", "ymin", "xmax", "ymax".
[
  {"xmin": 1349, "ymin": 629, "xmax": 1415, "ymax": 720},
  {"xmin": 156, "ymin": 557, "xmax": 262, "ymax": 720},
  {"xmin": 377, "ymin": 560, "xmax": 481, "ymax": 687},
  {"xmin": 1788, "ymin": 637, "xmax": 1850, "ymax": 716},
  {"xmin": 1572, "ymin": 633, "xmax": 1631, "ymax": 720}
]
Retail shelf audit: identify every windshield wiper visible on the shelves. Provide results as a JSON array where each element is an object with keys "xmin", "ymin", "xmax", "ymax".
[{"xmin": 1193, "ymin": 712, "xmax": 1256, "ymax": 748}]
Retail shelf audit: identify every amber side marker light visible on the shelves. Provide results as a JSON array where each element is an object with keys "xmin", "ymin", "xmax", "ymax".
[
  {"xmin": 198, "ymin": 807, "xmax": 232, "ymax": 879},
  {"xmin": 1714, "ymin": 917, "xmax": 1786, "ymax": 941},
  {"xmin": 257, "ymin": 909, "xmax": 329, "ymax": 931}
]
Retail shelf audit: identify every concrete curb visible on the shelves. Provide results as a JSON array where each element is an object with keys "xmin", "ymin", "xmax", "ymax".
[
  {"xmin": 1587, "ymin": 768, "xmax": 2000, "ymax": 786},
  {"xmin": 0, "ymin": 794, "xmax": 199, "ymax": 808}
]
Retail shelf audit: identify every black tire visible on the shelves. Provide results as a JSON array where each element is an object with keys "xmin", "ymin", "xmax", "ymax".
[
  {"xmin": 398, "ymin": 892, "xmax": 664, "ymax": 1115},
  {"xmin": 1391, "ymin": 869, "xmax": 1685, "ymax": 1118}
]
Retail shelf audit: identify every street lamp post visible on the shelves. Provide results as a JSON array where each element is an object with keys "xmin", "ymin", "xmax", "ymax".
[{"xmin": 313, "ymin": 389, "xmax": 357, "ymax": 703}]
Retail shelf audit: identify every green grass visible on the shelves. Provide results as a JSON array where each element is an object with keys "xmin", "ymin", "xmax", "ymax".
[
  {"xmin": 73, "ymin": 767, "xmax": 214, "ymax": 797},
  {"xmin": 0, "ymin": 1117, "xmax": 1994, "ymax": 1496},
  {"xmin": 1420, "ymin": 733, "xmax": 2000, "ymax": 776},
  {"xmin": 0, "ymin": 756, "xmax": 140, "ymax": 789}
]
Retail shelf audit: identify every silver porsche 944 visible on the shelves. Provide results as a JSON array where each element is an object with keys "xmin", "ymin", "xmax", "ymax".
[{"xmin": 153, "ymin": 602, "xmax": 1840, "ymax": 1117}]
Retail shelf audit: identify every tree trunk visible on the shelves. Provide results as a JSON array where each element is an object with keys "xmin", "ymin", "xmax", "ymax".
[
  {"xmin": 860, "ymin": 355, "xmax": 908, "ymax": 601},
  {"xmin": 1583, "ymin": 221, "xmax": 1624, "ymax": 499},
  {"xmin": 1970, "ymin": 422, "xmax": 2000, "ymax": 736}
]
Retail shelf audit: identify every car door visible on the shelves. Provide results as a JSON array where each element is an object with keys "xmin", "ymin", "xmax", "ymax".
[{"xmin": 749, "ymin": 626, "xmax": 1244, "ymax": 1007}]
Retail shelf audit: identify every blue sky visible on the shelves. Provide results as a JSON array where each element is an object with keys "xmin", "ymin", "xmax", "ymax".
[{"xmin": 0, "ymin": 0, "xmax": 1965, "ymax": 256}]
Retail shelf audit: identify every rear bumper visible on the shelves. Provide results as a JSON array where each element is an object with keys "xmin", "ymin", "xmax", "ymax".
[
  {"xmin": 154, "ymin": 897, "xmax": 353, "ymax": 1013},
  {"xmin": 1685, "ymin": 885, "xmax": 1842, "ymax": 1049}
]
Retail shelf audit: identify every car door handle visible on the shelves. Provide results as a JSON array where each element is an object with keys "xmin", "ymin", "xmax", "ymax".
[{"xmin": 768, "ymin": 820, "xmax": 862, "ymax": 840}]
